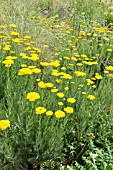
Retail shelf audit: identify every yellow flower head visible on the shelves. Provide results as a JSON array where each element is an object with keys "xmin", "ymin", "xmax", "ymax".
[
  {"xmin": 45, "ymin": 82, "xmax": 54, "ymax": 88},
  {"xmin": 18, "ymin": 68, "xmax": 32, "ymax": 75},
  {"xmin": 64, "ymin": 107, "xmax": 74, "ymax": 114},
  {"xmin": 95, "ymin": 74, "xmax": 102, "ymax": 80},
  {"xmin": 2, "ymin": 59, "xmax": 14, "ymax": 67},
  {"xmin": 107, "ymin": 49, "xmax": 112, "ymax": 52},
  {"xmin": 21, "ymin": 64, "xmax": 27, "ymax": 67},
  {"xmin": 58, "ymin": 102, "xmax": 63, "ymax": 106},
  {"xmin": 67, "ymin": 98, "xmax": 76, "ymax": 103},
  {"xmin": 75, "ymin": 71, "xmax": 86, "ymax": 77},
  {"xmin": 64, "ymin": 87, "xmax": 69, "ymax": 91},
  {"xmin": 46, "ymin": 110, "xmax": 53, "ymax": 116},
  {"xmin": 35, "ymin": 107, "xmax": 47, "ymax": 114},
  {"xmin": 9, "ymin": 24, "xmax": 17, "ymax": 28},
  {"xmin": 32, "ymin": 68, "xmax": 41, "ymax": 74},
  {"xmin": 56, "ymin": 79, "xmax": 62, "ymax": 83},
  {"xmin": 57, "ymin": 92, "xmax": 64, "ymax": 98},
  {"xmin": 87, "ymin": 95, "xmax": 95, "ymax": 100},
  {"xmin": 55, "ymin": 110, "xmax": 65, "ymax": 118},
  {"xmin": 61, "ymin": 67, "xmax": 66, "ymax": 70},
  {"xmin": 107, "ymin": 74, "xmax": 113, "ymax": 78},
  {"xmin": 27, "ymin": 92, "xmax": 40, "ymax": 101},
  {"xmin": 76, "ymin": 63, "xmax": 83, "ymax": 67},
  {"xmin": 0, "ymin": 120, "xmax": 10, "ymax": 130},
  {"xmin": 61, "ymin": 74, "xmax": 72, "ymax": 80},
  {"xmin": 24, "ymin": 35, "xmax": 31, "ymax": 39},
  {"xmin": 82, "ymin": 91, "xmax": 86, "ymax": 95},
  {"xmin": 86, "ymin": 79, "xmax": 94, "ymax": 85},
  {"xmin": 3, "ymin": 46, "xmax": 10, "ymax": 51},
  {"xmin": 51, "ymin": 88, "xmax": 58, "ymax": 93},
  {"xmin": 28, "ymin": 56, "xmax": 39, "ymax": 61},
  {"xmin": 38, "ymin": 81, "xmax": 46, "ymax": 88},
  {"xmin": 40, "ymin": 62, "xmax": 49, "ymax": 67},
  {"xmin": 10, "ymin": 31, "xmax": 19, "ymax": 36},
  {"xmin": 106, "ymin": 66, "xmax": 113, "ymax": 71}
]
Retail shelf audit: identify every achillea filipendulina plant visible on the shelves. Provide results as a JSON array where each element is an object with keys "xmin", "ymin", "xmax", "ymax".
[{"xmin": 1, "ymin": 0, "xmax": 113, "ymax": 169}]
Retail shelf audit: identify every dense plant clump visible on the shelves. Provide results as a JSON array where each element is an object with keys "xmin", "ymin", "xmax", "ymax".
[{"xmin": 1, "ymin": 0, "xmax": 113, "ymax": 169}]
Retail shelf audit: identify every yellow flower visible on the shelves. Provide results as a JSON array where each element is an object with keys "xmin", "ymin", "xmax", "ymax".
[
  {"xmin": 3, "ymin": 46, "xmax": 10, "ymax": 51},
  {"xmin": 2, "ymin": 59, "xmax": 14, "ymax": 67},
  {"xmin": 24, "ymin": 35, "xmax": 31, "ymax": 39},
  {"xmin": 106, "ymin": 66, "xmax": 113, "ymax": 71},
  {"xmin": 82, "ymin": 92, "xmax": 86, "ymax": 95},
  {"xmin": 107, "ymin": 74, "xmax": 113, "ymax": 78},
  {"xmin": 56, "ymin": 79, "xmax": 62, "ymax": 83},
  {"xmin": 45, "ymin": 82, "xmax": 54, "ymax": 88},
  {"xmin": 27, "ymin": 92, "xmax": 40, "ymax": 101},
  {"xmin": 57, "ymin": 92, "xmax": 64, "ymax": 98},
  {"xmin": 76, "ymin": 63, "xmax": 83, "ymax": 66},
  {"xmin": 52, "ymin": 72, "xmax": 60, "ymax": 76},
  {"xmin": 84, "ymin": 61, "xmax": 98, "ymax": 66},
  {"xmin": 20, "ymin": 53, "xmax": 27, "ymax": 57},
  {"xmin": 43, "ymin": 45, "xmax": 49, "ymax": 48},
  {"xmin": 33, "ymin": 47, "xmax": 41, "ymax": 53},
  {"xmin": 10, "ymin": 31, "xmax": 19, "ymax": 36},
  {"xmin": 6, "ymin": 56, "xmax": 17, "ymax": 60},
  {"xmin": 104, "ymin": 70, "xmax": 109, "ymax": 74},
  {"xmin": 86, "ymin": 79, "xmax": 94, "ymax": 85},
  {"xmin": 103, "ymin": 37, "xmax": 108, "ymax": 41},
  {"xmin": 91, "ymin": 77, "xmax": 96, "ymax": 80},
  {"xmin": 80, "ymin": 31, "xmax": 86, "ymax": 36},
  {"xmin": 64, "ymin": 107, "xmax": 74, "ymax": 114},
  {"xmin": 55, "ymin": 110, "xmax": 65, "ymax": 118},
  {"xmin": 40, "ymin": 62, "xmax": 49, "ymax": 67},
  {"xmin": 38, "ymin": 81, "xmax": 46, "ymax": 88},
  {"xmin": 63, "ymin": 56, "xmax": 70, "ymax": 60},
  {"xmin": 79, "ymin": 84, "xmax": 83, "ymax": 87},
  {"xmin": 87, "ymin": 95, "xmax": 95, "ymax": 100},
  {"xmin": 68, "ymin": 64, "xmax": 74, "ymax": 66},
  {"xmin": 98, "ymin": 43, "xmax": 103, "ymax": 47},
  {"xmin": 0, "ymin": 25, "xmax": 6, "ymax": 29},
  {"xmin": 35, "ymin": 107, "xmax": 47, "ymax": 114},
  {"xmin": 58, "ymin": 102, "xmax": 63, "ymax": 106},
  {"xmin": 71, "ymin": 57, "xmax": 78, "ymax": 61},
  {"xmin": 87, "ymin": 33, "xmax": 92, "ymax": 36},
  {"xmin": 28, "ymin": 66, "xmax": 36, "ymax": 69},
  {"xmin": 49, "ymin": 60, "xmax": 60, "ymax": 67},
  {"xmin": 92, "ymin": 85, "xmax": 97, "ymax": 88},
  {"xmin": 30, "ymin": 53, "xmax": 38, "ymax": 57},
  {"xmin": 95, "ymin": 74, "xmax": 102, "ymax": 80},
  {"xmin": 12, "ymin": 38, "xmax": 22, "ymax": 43},
  {"xmin": 64, "ymin": 87, "xmax": 69, "ymax": 91},
  {"xmin": 71, "ymin": 82, "xmax": 75, "ymax": 84},
  {"xmin": 61, "ymin": 67, "xmax": 66, "ymax": 70},
  {"xmin": 28, "ymin": 56, "xmax": 39, "ymax": 61},
  {"xmin": 75, "ymin": 71, "xmax": 86, "ymax": 77},
  {"xmin": 67, "ymin": 98, "xmax": 76, "ymax": 103},
  {"xmin": 107, "ymin": 49, "xmax": 112, "ymax": 52},
  {"xmin": 61, "ymin": 74, "xmax": 72, "ymax": 80},
  {"xmin": 0, "ymin": 120, "xmax": 10, "ymax": 130},
  {"xmin": 81, "ymin": 54, "xmax": 87, "ymax": 58},
  {"xmin": 51, "ymin": 88, "xmax": 58, "ymax": 93},
  {"xmin": 32, "ymin": 68, "xmax": 41, "ymax": 74},
  {"xmin": 93, "ymin": 33, "xmax": 98, "ymax": 37},
  {"xmin": 18, "ymin": 68, "xmax": 32, "ymax": 75},
  {"xmin": 9, "ymin": 24, "xmax": 17, "ymax": 28},
  {"xmin": 46, "ymin": 110, "xmax": 53, "ymax": 116}
]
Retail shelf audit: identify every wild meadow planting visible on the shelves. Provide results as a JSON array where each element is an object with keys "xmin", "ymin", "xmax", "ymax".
[{"xmin": 1, "ymin": 0, "xmax": 113, "ymax": 169}]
